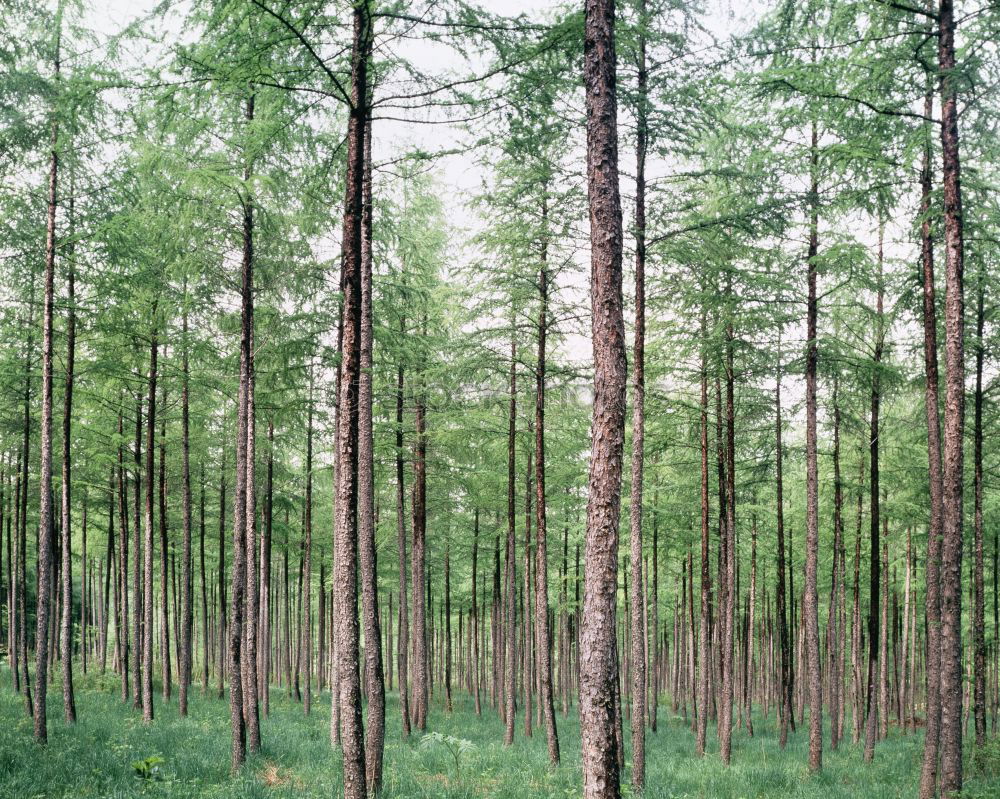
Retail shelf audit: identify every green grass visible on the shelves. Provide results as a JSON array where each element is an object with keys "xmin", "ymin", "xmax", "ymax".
[{"xmin": 1, "ymin": 667, "xmax": 998, "ymax": 798}]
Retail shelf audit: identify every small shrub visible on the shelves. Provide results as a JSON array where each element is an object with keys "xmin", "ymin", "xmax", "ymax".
[{"xmin": 131, "ymin": 755, "xmax": 165, "ymax": 780}]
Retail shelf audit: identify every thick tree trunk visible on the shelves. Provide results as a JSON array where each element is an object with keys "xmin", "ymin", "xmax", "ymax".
[
  {"xmin": 334, "ymin": 6, "xmax": 372, "ymax": 795},
  {"xmin": 937, "ymin": 2, "xmax": 967, "ymax": 793},
  {"xmin": 579, "ymin": 2, "xmax": 626, "ymax": 792}
]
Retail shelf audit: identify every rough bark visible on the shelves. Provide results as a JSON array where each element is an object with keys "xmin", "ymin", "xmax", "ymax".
[
  {"xmin": 141, "ymin": 315, "xmax": 158, "ymax": 725},
  {"xmin": 535, "ymin": 210, "xmax": 560, "ymax": 766},
  {"xmin": 918, "ymin": 78, "xmax": 945, "ymax": 799},
  {"xmin": 503, "ymin": 336, "xmax": 517, "ymax": 747},
  {"xmin": 59, "ymin": 165, "xmax": 77, "ymax": 724},
  {"xmin": 628, "ymin": 2, "xmax": 647, "ymax": 781},
  {"xmin": 580, "ymin": 1, "xmax": 626, "ymax": 792},
  {"xmin": 973, "ymin": 277, "xmax": 986, "ymax": 750},
  {"xmin": 395, "ymin": 356, "xmax": 411, "ymax": 736},
  {"xmin": 937, "ymin": 2, "xmax": 966, "ymax": 793},
  {"xmin": 334, "ymin": 6, "xmax": 372, "ymax": 795},
  {"xmin": 34, "ymin": 49, "xmax": 60, "ymax": 739},
  {"xmin": 180, "ymin": 301, "xmax": 193, "ymax": 717},
  {"xmin": 804, "ymin": 123, "xmax": 823, "ymax": 773},
  {"xmin": 358, "ymin": 117, "xmax": 385, "ymax": 794}
]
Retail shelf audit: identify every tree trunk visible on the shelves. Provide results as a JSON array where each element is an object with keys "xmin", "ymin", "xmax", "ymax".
[
  {"xmin": 59, "ymin": 166, "xmax": 78, "ymax": 723},
  {"xmin": 972, "ymin": 277, "xmax": 986, "ymax": 750},
  {"xmin": 937, "ymin": 1, "xmax": 967, "ymax": 793},
  {"xmin": 580, "ymin": 2, "xmax": 626, "ymax": 792},
  {"xmin": 535, "ymin": 232, "xmax": 560, "ymax": 765},
  {"xmin": 141, "ymin": 314, "xmax": 158, "ymax": 724},
  {"xmin": 334, "ymin": 5, "xmax": 373, "ymax": 795},
  {"xmin": 628, "ymin": 3, "xmax": 648, "ymax": 782},
  {"xmin": 159, "ymin": 383, "xmax": 171, "ymax": 703},
  {"xmin": 918, "ymin": 77, "xmax": 945, "ymax": 799},
  {"xmin": 863, "ymin": 226, "xmax": 885, "ymax": 763},
  {"xmin": 803, "ymin": 122, "xmax": 823, "ymax": 773},
  {"xmin": 358, "ymin": 117, "xmax": 385, "ymax": 794},
  {"xmin": 180, "ymin": 301, "xmax": 193, "ymax": 717},
  {"xmin": 395, "ymin": 357, "xmax": 411, "ymax": 736},
  {"xmin": 34, "ymin": 43, "xmax": 60, "ymax": 739},
  {"xmin": 775, "ymin": 333, "xmax": 791, "ymax": 748},
  {"xmin": 697, "ymin": 312, "xmax": 711, "ymax": 758},
  {"xmin": 503, "ymin": 335, "xmax": 517, "ymax": 747}
]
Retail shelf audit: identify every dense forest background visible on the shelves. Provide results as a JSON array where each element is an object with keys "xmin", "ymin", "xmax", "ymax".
[{"xmin": 0, "ymin": 0, "xmax": 999, "ymax": 797}]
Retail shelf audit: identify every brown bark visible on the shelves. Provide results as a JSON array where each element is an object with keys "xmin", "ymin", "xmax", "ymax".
[
  {"xmin": 159, "ymin": 384, "xmax": 171, "ymax": 703},
  {"xmin": 472, "ymin": 508, "xmax": 481, "ymax": 716},
  {"xmin": 334, "ymin": 6, "xmax": 372, "ymax": 795},
  {"xmin": 628, "ymin": 1, "xmax": 647, "ymax": 782},
  {"xmin": 395, "ymin": 355, "xmax": 411, "ymax": 736},
  {"xmin": 34, "ymin": 45, "xmax": 60, "ymax": 739},
  {"xmin": 535, "ymin": 223, "xmax": 560, "ymax": 765},
  {"xmin": 243, "ymin": 274, "xmax": 260, "ymax": 753},
  {"xmin": 775, "ymin": 333, "xmax": 792, "ymax": 748},
  {"xmin": 180, "ymin": 300, "xmax": 193, "ymax": 717},
  {"xmin": 937, "ymin": 1, "xmax": 966, "ymax": 793},
  {"xmin": 918, "ymin": 76, "xmax": 945, "ymax": 799},
  {"xmin": 973, "ymin": 277, "xmax": 986, "ymax": 750},
  {"xmin": 303, "ymin": 375, "xmax": 314, "ymax": 717},
  {"xmin": 141, "ymin": 314, "xmax": 158, "ymax": 724},
  {"xmin": 863, "ymin": 230, "xmax": 885, "ymax": 763},
  {"xmin": 697, "ymin": 313, "xmax": 710, "ymax": 758},
  {"xmin": 804, "ymin": 123, "xmax": 823, "ymax": 773},
  {"xmin": 358, "ymin": 117, "xmax": 385, "ymax": 794},
  {"xmin": 59, "ymin": 166, "xmax": 77, "ymax": 724},
  {"xmin": 829, "ymin": 374, "xmax": 844, "ymax": 749},
  {"xmin": 503, "ymin": 336, "xmax": 517, "ymax": 747},
  {"xmin": 580, "ymin": 1, "xmax": 626, "ymax": 793}
]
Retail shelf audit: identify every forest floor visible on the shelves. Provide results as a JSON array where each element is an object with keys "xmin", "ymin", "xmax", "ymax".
[{"xmin": 1, "ymin": 668, "xmax": 999, "ymax": 798}]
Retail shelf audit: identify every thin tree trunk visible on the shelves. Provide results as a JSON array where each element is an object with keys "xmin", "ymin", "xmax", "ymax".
[
  {"xmin": 34, "ymin": 34, "xmax": 60, "ymax": 738},
  {"xmin": 918, "ymin": 77, "xmax": 945, "ymax": 799},
  {"xmin": 180, "ymin": 300, "xmax": 193, "ymax": 716},
  {"xmin": 503, "ymin": 335, "xmax": 517, "ymax": 747},
  {"xmin": 535, "ymin": 232, "xmax": 560, "ymax": 765},
  {"xmin": 628, "ymin": 0, "xmax": 648, "ymax": 783},
  {"xmin": 358, "ymin": 117, "xmax": 385, "ymax": 794},
  {"xmin": 59, "ymin": 163, "xmax": 78, "ymax": 723},
  {"xmin": 972, "ymin": 276, "xmax": 986, "ymax": 750},
  {"xmin": 803, "ymin": 122, "xmax": 823, "ymax": 773},
  {"xmin": 141, "ymin": 312, "xmax": 159, "ymax": 724},
  {"xmin": 395, "ymin": 357, "xmax": 411, "ymax": 736},
  {"xmin": 863, "ymin": 226, "xmax": 885, "ymax": 764}
]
